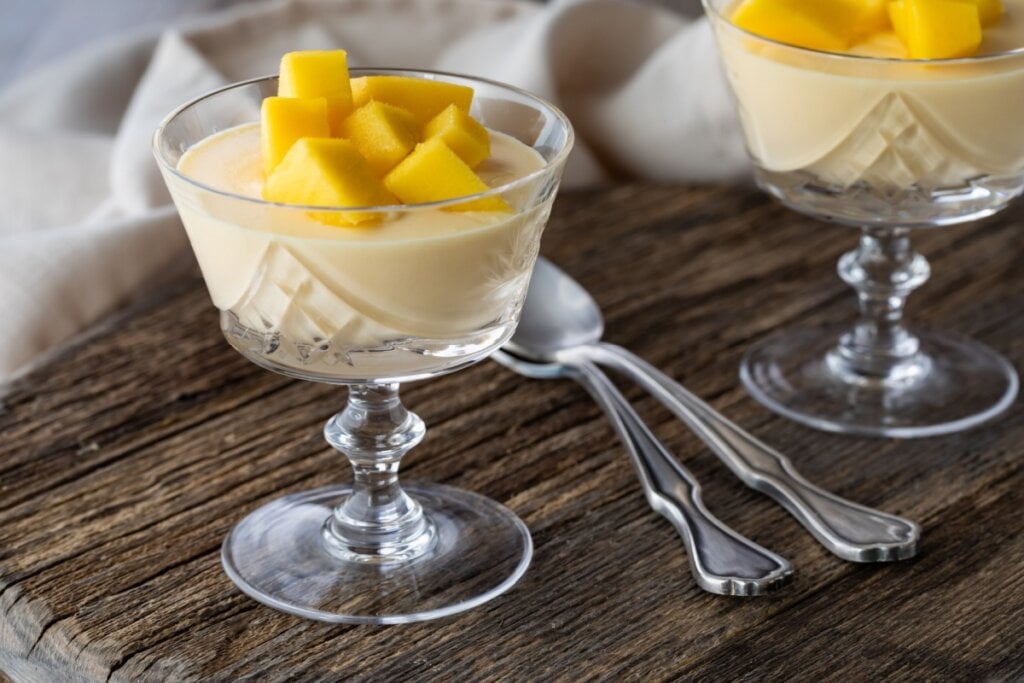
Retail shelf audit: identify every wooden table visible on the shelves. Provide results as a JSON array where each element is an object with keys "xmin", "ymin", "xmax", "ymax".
[{"xmin": 1, "ymin": 185, "xmax": 1022, "ymax": 682}]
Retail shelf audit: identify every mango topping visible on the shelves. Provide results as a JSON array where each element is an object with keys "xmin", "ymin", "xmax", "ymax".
[
  {"xmin": 350, "ymin": 76, "xmax": 474, "ymax": 124},
  {"xmin": 260, "ymin": 51, "xmax": 509, "ymax": 225},
  {"xmin": 888, "ymin": 0, "xmax": 982, "ymax": 59},
  {"xmin": 888, "ymin": 1, "xmax": 911, "ymax": 45},
  {"xmin": 344, "ymin": 101, "xmax": 421, "ymax": 177},
  {"xmin": 852, "ymin": 0, "xmax": 891, "ymax": 35},
  {"xmin": 972, "ymin": 0, "xmax": 1004, "ymax": 25},
  {"xmin": 278, "ymin": 50, "xmax": 353, "ymax": 136},
  {"xmin": 264, "ymin": 138, "xmax": 396, "ymax": 226},
  {"xmin": 384, "ymin": 138, "xmax": 510, "ymax": 212},
  {"xmin": 424, "ymin": 104, "xmax": 491, "ymax": 169},
  {"xmin": 731, "ymin": 0, "xmax": 862, "ymax": 52},
  {"xmin": 731, "ymin": 0, "xmax": 1004, "ymax": 59},
  {"xmin": 260, "ymin": 96, "xmax": 330, "ymax": 177}
]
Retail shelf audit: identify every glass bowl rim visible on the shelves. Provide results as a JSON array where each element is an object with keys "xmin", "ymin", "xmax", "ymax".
[
  {"xmin": 701, "ymin": 0, "xmax": 1024, "ymax": 66},
  {"xmin": 152, "ymin": 67, "xmax": 575, "ymax": 214}
]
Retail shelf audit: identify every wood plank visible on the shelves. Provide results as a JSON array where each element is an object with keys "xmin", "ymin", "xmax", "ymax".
[{"xmin": 0, "ymin": 184, "xmax": 1022, "ymax": 681}]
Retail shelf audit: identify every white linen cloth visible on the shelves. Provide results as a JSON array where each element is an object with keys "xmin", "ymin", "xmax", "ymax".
[{"xmin": 0, "ymin": 0, "xmax": 747, "ymax": 380}]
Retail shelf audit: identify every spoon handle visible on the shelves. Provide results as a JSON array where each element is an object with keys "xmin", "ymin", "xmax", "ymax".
[
  {"xmin": 571, "ymin": 360, "xmax": 792, "ymax": 596},
  {"xmin": 588, "ymin": 343, "xmax": 920, "ymax": 563}
]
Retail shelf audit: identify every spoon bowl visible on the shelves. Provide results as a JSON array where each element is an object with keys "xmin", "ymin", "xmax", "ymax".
[{"xmin": 509, "ymin": 258, "xmax": 604, "ymax": 359}]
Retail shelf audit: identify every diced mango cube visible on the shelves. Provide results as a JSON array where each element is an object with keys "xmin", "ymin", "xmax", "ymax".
[
  {"xmin": 343, "ymin": 101, "xmax": 421, "ymax": 177},
  {"xmin": 888, "ymin": 0, "xmax": 911, "ymax": 45},
  {"xmin": 424, "ymin": 104, "xmax": 490, "ymax": 169},
  {"xmin": 277, "ymin": 50, "xmax": 353, "ymax": 136},
  {"xmin": 264, "ymin": 138, "xmax": 397, "ymax": 226},
  {"xmin": 852, "ymin": 0, "xmax": 891, "ymax": 35},
  {"xmin": 383, "ymin": 138, "xmax": 509, "ymax": 212},
  {"xmin": 890, "ymin": 0, "xmax": 982, "ymax": 59},
  {"xmin": 971, "ymin": 0, "xmax": 1004, "ymax": 25},
  {"xmin": 731, "ymin": 0, "xmax": 862, "ymax": 52},
  {"xmin": 260, "ymin": 97, "xmax": 330, "ymax": 176},
  {"xmin": 350, "ymin": 76, "xmax": 473, "ymax": 124}
]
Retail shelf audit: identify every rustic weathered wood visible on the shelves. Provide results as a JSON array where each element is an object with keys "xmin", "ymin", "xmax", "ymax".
[{"xmin": 0, "ymin": 184, "xmax": 1022, "ymax": 682}]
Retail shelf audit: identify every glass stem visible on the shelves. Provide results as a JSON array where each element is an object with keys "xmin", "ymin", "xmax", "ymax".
[
  {"xmin": 321, "ymin": 383, "xmax": 434, "ymax": 563},
  {"xmin": 829, "ymin": 227, "xmax": 931, "ymax": 384}
]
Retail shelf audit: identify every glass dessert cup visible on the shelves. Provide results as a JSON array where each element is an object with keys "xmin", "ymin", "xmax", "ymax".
[
  {"xmin": 153, "ymin": 70, "xmax": 573, "ymax": 623},
  {"xmin": 705, "ymin": 1, "xmax": 1022, "ymax": 438}
]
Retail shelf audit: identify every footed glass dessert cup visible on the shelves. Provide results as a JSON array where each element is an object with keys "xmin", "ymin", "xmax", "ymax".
[
  {"xmin": 154, "ymin": 70, "xmax": 573, "ymax": 623},
  {"xmin": 705, "ymin": 1, "xmax": 1022, "ymax": 438}
]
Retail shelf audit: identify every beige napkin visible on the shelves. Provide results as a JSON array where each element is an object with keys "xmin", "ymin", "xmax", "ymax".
[{"xmin": 0, "ymin": 0, "xmax": 747, "ymax": 380}]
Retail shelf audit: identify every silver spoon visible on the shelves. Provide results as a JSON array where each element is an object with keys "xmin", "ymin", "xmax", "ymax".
[
  {"xmin": 493, "ymin": 349, "xmax": 793, "ymax": 596},
  {"xmin": 505, "ymin": 258, "xmax": 921, "ymax": 563}
]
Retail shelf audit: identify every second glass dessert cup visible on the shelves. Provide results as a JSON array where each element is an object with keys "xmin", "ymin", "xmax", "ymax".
[
  {"xmin": 706, "ymin": 2, "xmax": 1022, "ymax": 438},
  {"xmin": 154, "ymin": 71, "xmax": 573, "ymax": 623}
]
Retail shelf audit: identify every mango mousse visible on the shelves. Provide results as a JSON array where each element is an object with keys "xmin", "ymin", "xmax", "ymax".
[
  {"xmin": 166, "ymin": 51, "xmax": 553, "ymax": 378},
  {"xmin": 713, "ymin": 0, "xmax": 1024, "ymax": 195}
]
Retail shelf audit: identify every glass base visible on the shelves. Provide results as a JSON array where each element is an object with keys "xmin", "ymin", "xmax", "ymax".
[
  {"xmin": 741, "ymin": 327, "xmax": 1018, "ymax": 438},
  {"xmin": 222, "ymin": 483, "xmax": 532, "ymax": 624}
]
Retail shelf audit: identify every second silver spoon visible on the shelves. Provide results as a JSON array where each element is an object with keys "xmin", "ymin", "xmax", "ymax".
[
  {"xmin": 494, "ymin": 349, "xmax": 793, "ymax": 596},
  {"xmin": 507, "ymin": 258, "xmax": 920, "ymax": 563}
]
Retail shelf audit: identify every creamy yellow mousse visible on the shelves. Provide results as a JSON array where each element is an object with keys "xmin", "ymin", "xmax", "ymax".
[
  {"xmin": 163, "ymin": 50, "xmax": 554, "ymax": 379},
  {"xmin": 170, "ymin": 122, "xmax": 547, "ymax": 375},
  {"xmin": 714, "ymin": 0, "xmax": 1024, "ymax": 191}
]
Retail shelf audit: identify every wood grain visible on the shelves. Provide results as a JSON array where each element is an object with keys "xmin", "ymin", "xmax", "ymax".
[{"xmin": 1, "ymin": 184, "xmax": 1022, "ymax": 682}]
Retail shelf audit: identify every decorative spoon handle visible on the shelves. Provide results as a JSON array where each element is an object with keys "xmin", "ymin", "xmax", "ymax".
[
  {"xmin": 571, "ymin": 360, "xmax": 792, "ymax": 596},
  {"xmin": 588, "ymin": 343, "xmax": 920, "ymax": 562}
]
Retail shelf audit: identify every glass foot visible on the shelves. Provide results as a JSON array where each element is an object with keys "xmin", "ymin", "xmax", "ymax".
[
  {"xmin": 222, "ymin": 483, "xmax": 532, "ymax": 624},
  {"xmin": 741, "ymin": 327, "xmax": 1018, "ymax": 438}
]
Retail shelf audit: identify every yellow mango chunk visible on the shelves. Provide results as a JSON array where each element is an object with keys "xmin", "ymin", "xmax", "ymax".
[
  {"xmin": 264, "ymin": 138, "xmax": 397, "ymax": 226},
  {"xmin": 890, "ymin": 0, "xmax": 982, "ymax": 59},
  {"xmin": 350, "ymin": 76, "xmax": 473, "ymax": 124},
  {"xmin": 852, "ymin": 0, "xmax": 891, "ymax": 35},
  {"xmin": 384, "ymin": 138, "xmax": 509, "ymax": 212},
  {"xmin": 278, "ymin": 50, "xmax": 353, "ymax": 136},
  {"xmin": 424, "ymin": 104, "xmax": 490, "ymax": 169},
  {"xmin": 344, "ymin": 101, "xmax": 421, "ymax": 177},
  {"xmin": 260, "ymin": 97, "xmax": 330, "ymax": 177},
  {"xmin": 888, "ymin": 0, "xmax": 911, "ymax": 45},
  {"xmin": 731, "ymin": 0, "xmax": 862, "ymax": 52},
  {"xmin": 971, "ymin": 0, "xmax": 1004, "ymax": 26}
]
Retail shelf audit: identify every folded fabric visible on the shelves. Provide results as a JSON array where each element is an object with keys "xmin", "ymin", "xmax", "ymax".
[{"xmin": 0, "ymin": 0, "xmax": 747, "ymax": 381}]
